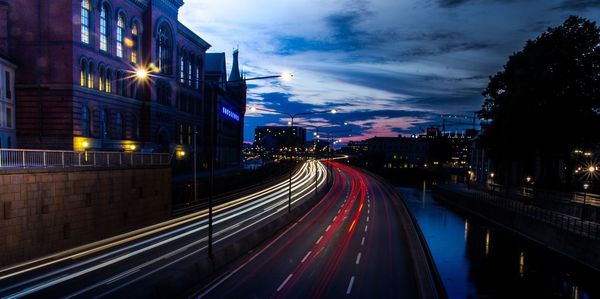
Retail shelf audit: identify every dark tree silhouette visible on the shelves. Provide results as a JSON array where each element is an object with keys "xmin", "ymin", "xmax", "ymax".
[{"xmin": 479, "ymin": 16, "xmax": 600, "ymax": 188}]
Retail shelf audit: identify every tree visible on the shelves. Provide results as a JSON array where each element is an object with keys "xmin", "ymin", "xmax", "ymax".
[{"xmin": 479, "ymin": 16, "xmax": 600, "ymax": 188}]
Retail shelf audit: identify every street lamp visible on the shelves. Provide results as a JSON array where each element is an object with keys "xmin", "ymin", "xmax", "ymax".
[
  {"xmin": 135, "ymin": 63, "xmax": 292, "ymax": 259},
  {"xmin": 248, "ymin": 106, "xmax": 339, "ymax": 213}
]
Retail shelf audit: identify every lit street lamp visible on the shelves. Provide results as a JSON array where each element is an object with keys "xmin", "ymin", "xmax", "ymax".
[{"xmin": 136, "ymin": 65, "xmax": 292, "ymax": 258}]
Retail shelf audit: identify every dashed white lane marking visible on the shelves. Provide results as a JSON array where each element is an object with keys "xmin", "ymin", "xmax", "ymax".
[
  {"xmin": 316, "ymin": 235, "xmax": 324, "ymax": 244},
  {"xmin": 277, "ymin": 274, "xmax": 293, "ymax": 292},
  {"xmin": 301, "ymin": 251, "xmax": 312, "ymax": 263},
  {"xmin": 367, "ymin": 209, "xmax": 370, "ymax": 214},
  {"xmin": 338, "ymin": 209, "xmax": 341, "ymax": 214},
  {"xmin": 333, "ymin": 216, "xmax": 337, "ymax": 222},
  {"xmin": 366, "ymin": 216, "xmax": 369, "ymax": 222},
  {"xmin": 364, "ymin": 225, "xmax": 368, "ymax": 232},
  {"xmin": 346, "ymin": 276, "xmax": 355, "ymax": 294},
  {"xmin": 361, "ymin": 237, "xmax": 365, "ymax": 246},
  {"xmin": 355, "ymin": 252, "xmax": 362, "ymax": 265},
  {"xmin": 326, "ymin": 224, "xmax": 332, "ymax": 232}
]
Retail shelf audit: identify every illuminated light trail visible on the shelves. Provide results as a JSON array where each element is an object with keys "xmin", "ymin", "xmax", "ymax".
[
  {"xmin": 0, "ymin": 161, "xmax": 328, "ymax": 298},
  {"xmin": 208, "ymin": 163, "xmax": 352, "ymax": 297}
]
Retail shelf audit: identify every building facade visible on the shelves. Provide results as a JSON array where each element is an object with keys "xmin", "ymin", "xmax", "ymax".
[
  {"xmin": 6, "ymin": 0, "xmax": 218, "ymax": 154},
  {"xmin": 0, "ymin": 1, "xmax": 16, "ymax": 148},
  {"xmin": 204, "ymin": 50, "xmax": 246, "ymax": 167}
]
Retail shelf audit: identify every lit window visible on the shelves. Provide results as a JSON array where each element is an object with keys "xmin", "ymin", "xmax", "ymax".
[
  {"xmin": 131, "ymin": 23, "xmax": 139, "ymax": 63},
  {"xmin": 98, "ymin": 66, "xmax": 104, "ymax": 91},
  {"xmin": 180, "ymin": 55, "xmax": 184, "ymax": 83},
  {"xmin": 80, "ymin": 62, "xmax": 86, "ymax": 87},
  {"xmin": 87, "ymin": 62, "xmax": 94, "ymax": 88},
  {"xmin": 116, "ymin": 14, "xmax": 125, "ymax": 58},
  {"xmin": 81, "ymin": 0, "xmax": 90, "ymax": 44},
  {"xmin": 105, "ymin": 69, "xmax": 111, "ymax": 92},
  {"xmin": 100, "ymin": 5, "xmax": 109, "ymax": 51},
  {"xmin": 187, "ymin": 59, "xmax": 192, "ymax": 86}
]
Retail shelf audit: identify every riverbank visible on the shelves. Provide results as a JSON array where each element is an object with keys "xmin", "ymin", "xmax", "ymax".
[
  {"xmin": 433, "ymin": 183, "xmax": 600, "ymax": 271},
  {"xmin": 398, "ymin": 185, "xmax": 600, "ymax": 298}
]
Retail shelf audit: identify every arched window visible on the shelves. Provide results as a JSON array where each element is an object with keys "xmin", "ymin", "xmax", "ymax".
[
  {"xmin": 98, "ymin": 65, "xmax": 105, "ymax": 91},
  {"xmin": 106, "ymin": 68, "xmax": 112, "ymax": 93},
  {"xmin": 100, "ymin": 109, "xmax": 109, "ymax": 139},
  {"xmin": 131, "ymin": 22, "xmax": 139, "ymax": 64},
  {"xmin": 116, "ymin": 71, "xmax": 124, "ymax": 96},
  {"xmin": 81, "ymin": 0, "xmax": 91, "ymax": 44},
  {"xmin": 116, "ymin": 14, "xmax": 125, "ymax": 58},
  {"xmin": 156, "ymin": 22, "xmax": 172, "ymax": 74},
  {"xmin": 80, "ymin": 59, "xmax": 87, "ymax": 87},
  {"xmin": 87, "ymin": 62, "xmax": 94, "ymax": 88},
  {"xmin": 81, "ymin": 106, "xmax": 90, "ymax": 136},
  {"xmin": 100, "ymin": 4, "xmax": 110, "ymax": 51},
  {"xmin": 115, "ymin": 112, "xmax": 124, "ymax": 139}
]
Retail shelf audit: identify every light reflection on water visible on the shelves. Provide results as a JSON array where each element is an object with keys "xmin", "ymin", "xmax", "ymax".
[{"xmin": 398, "ymin": 184, "xmax": 599, "ymax": 299}]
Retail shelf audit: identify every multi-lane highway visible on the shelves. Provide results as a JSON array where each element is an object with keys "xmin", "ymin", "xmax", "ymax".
[
  {"xmin": 0, "ymin": 160, "xmax": 328, "ymax": 298},
  {"xmin": 196, "ymin": 162, "xmax": 440, "ymax": 298}
]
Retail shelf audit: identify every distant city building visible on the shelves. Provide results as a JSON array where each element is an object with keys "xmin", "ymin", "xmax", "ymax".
[
  {"xmin": 254, "ymin": 126, "xmax": 306, "ymax": 154},
  {"xmin": 5, "ymin": 0, "xmax": 217, "ymax": 154},
  {"xmin": 0, "ymin": 2, "xmax": 16, "ymax": 148},
  {"xmin": 340, "ymin": 140, "xmax": 368, "ymax": 155},
  {"xmin": 366, "ymin": 136, "xmax": 428, "ymax": 168}
]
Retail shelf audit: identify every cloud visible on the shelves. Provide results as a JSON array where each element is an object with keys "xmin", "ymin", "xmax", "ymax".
[
  {"xmin": 554, "ymin": 0, "xmax": 600, "ymax": 11},
  {"xmin": 178, "ymin": 0, "xmax": 600, "ymax": 142},
  {"xmin": 438, "ymin": 0, "xmax": 470, "ymax": 8}
]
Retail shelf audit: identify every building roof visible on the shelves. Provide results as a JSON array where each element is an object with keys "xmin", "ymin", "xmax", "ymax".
[
  {"xmin": 228, "ymin": 49, "xmax": 241, "ymax": 82},
  {"xmin": 177, "ymin": 22, "xmax": 211, "ymax": 50},
  {"xmin": 205, "ymin": 53, "xmax": 226, "ymax": 74}
]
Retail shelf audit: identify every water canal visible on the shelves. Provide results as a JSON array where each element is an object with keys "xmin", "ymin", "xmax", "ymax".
[{"xmin": 398, "ymin": 183, "xmax": 600, "ymax": 299}]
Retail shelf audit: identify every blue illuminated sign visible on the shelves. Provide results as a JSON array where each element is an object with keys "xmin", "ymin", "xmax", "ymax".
[{"xmin": 221, "ymin": 106, "xmax": 240, "ymax": 122}]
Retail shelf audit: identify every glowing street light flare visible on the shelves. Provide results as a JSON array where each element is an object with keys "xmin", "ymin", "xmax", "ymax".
[
  {"xmin": 281, "ymin": 72, "xmax": 294, "ymax": 81},
  {"xmin": 135, "ymin": 68, "xmax": 148, "ymax": 80}
]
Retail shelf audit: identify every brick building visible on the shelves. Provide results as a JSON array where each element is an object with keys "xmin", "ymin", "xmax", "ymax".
[
  {"xmin": 0, "ymin": 1, "xmax": 16, "ymax": 148},
  {"xmin": 4, "ymin": 0, "xmax": 245, "ymax": 163}
]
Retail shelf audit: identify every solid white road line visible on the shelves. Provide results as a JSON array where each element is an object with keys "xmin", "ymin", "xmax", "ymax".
[
  {"xmin": 277, "ymin": 274, "xmax": 293, "ymax": 292},
  {"xmin": 346, "ymin": 276, "xmax": 355, "ymax": 294},
  {"xmin": 355, "ymin": 253, "xmax": 361, "ymax": 265}
]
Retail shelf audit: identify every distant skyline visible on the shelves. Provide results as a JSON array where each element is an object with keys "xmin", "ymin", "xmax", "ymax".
[{"xmin": 179, "ymin": 0, "xmax": 600, "ymax": 143}]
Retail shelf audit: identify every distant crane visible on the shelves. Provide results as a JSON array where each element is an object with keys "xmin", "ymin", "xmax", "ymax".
[{"xmin": 441, "ymin": 113, "xmax": 478, "ymax": 135}]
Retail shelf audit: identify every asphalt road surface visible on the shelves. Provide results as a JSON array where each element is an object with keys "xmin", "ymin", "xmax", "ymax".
[{"xmin": 196, "ymin": 162, "xmax": 418, "ymax": 298}]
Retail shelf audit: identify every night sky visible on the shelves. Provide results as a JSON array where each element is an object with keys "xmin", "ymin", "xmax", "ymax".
[{"xmin": 179, "ymin": 0, "xmax": 600, "ymax": 143}]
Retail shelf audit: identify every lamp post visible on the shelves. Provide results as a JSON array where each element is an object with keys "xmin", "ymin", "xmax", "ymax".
[
  {"xmin": 136, "ymin": 65, "xmax": 292, "ymax": 258},
  {"xmin": 249, "ymin": 106, "xmax": 338, "ymax": 212}
]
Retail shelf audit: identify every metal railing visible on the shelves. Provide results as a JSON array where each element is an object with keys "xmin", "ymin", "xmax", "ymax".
[
  {"xmin": 0, "ymin": 149, "xmax": 171, "ymax": 169},
  {"xmin": 441, "ymin": 185, "xmax": 600, "ymax": 240}
]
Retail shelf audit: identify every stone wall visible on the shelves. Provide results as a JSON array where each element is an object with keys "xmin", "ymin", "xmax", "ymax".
[{"xmin": 0, "ymin": 166, "xmax": 171, "ymax": 267}]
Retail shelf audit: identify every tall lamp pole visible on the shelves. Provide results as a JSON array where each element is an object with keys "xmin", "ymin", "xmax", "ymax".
[{"xmin": 136, "ymin": 66, "xmax": 293, "ymax": 259}]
